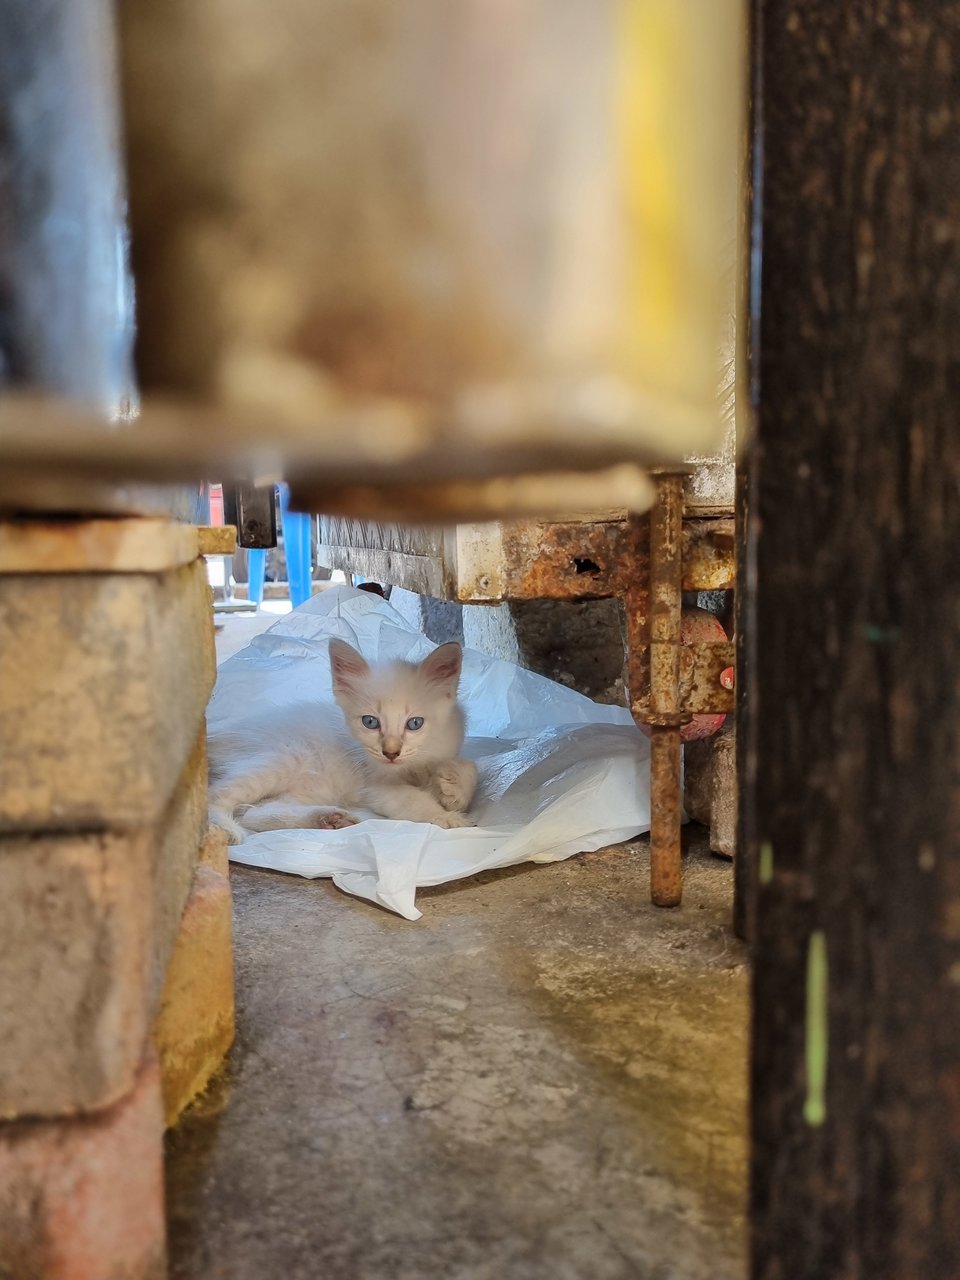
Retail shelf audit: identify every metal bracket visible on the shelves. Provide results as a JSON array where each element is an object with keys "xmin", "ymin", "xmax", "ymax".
[
  {"xmin": 633, "ymin": 641, "xmax": 736, "ymax": 718},
  {"xmin": 221, "ymin": 483, "xmax": 277, "ymax": 549}
]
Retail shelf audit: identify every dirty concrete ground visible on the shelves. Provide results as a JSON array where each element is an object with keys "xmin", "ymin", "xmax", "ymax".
[{"xmin": 165, "ymin": 830, "xmax": 747, "ymax": 1280}]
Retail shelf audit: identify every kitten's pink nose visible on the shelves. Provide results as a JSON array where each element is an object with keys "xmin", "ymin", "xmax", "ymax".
[{"xmin": 382, "ymin": 746, "xmax": 401, "ymax": 762}]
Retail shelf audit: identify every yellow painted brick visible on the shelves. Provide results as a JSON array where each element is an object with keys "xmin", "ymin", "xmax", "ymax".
[
  {"xmin": 153, "ymin": 865, "xmax": 235, "ymax": 1128},
  {"xmin": 196, "ymin": 525, "xmax": 237, "ymax": 556},
  {"xmin": 150, "ymin": 729, "xmax": 210, "ymax": 1003},
  {"xmin": 197, "ymin": 824, "xmax": 229, "ymax": 877}
]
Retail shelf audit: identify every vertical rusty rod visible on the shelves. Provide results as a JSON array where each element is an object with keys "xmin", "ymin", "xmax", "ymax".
[
  {"xmin": 649, "ymin": 730, "xmax": 683, "ymax": 904},
  {"xmin": 647, "ymin": 471, "xmax": 686, "ymax": 906}
]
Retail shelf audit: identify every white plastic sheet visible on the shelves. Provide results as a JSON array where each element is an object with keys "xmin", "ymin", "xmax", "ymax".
[{"xmin": 210, "ymin": 587, "xmax": 651, "ymax": 919}]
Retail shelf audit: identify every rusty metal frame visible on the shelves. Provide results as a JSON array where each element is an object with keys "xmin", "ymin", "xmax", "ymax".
[
  {"xmin": 495, "ymin": 482, "xmax": 735, "ymax": 907},
  {"xmin": 495, "ymin": 490, "xmax": 734, "ymax": 907},
  {"xmin": 489, "ymin": 516, "xmax": 735, "ymax": 601},
  {"xmin": 486, "ymin": 486, "xmax": 737, "ymax": 906},
  {"xmin": 318, "ymin": 496, "xmax": 736, "ymax": 907},
  {"xmin": 620, "ymin": 474, "xmax": 736, "ymax": 906}
]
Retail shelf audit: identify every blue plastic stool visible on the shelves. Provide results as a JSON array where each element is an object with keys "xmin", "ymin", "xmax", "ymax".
[{"xmin": 247, "ymin": 485, "xmax": 313, "ymax": 609}]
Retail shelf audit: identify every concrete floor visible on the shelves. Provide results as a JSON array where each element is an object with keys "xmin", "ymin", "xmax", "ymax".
[
  {"xmin": 212, "ymin": 600, "xmax": 292, "ymax": 663},
  {"xmin": 165, "ymin": 832, "xmax": 747, "ymax": 1280}
]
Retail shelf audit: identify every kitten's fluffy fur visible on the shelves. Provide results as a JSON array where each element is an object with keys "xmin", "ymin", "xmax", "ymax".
[{"xmin": 208, "ymin": 639, "xmax": 478, "ymax": 843}]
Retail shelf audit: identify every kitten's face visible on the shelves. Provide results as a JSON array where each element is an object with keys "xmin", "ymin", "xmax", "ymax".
[{"xmin": 329, "ymin": 639, "xmax": 465, "ymax": 768}]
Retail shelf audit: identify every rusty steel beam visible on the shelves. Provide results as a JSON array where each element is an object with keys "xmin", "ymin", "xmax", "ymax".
[
  {"xmin": 499, "ymin": 519, "xmax": 648, "ymax": 600},
  {"xmin": 481, "ymin": 516, "xmax": 735, "ymax": 602}
]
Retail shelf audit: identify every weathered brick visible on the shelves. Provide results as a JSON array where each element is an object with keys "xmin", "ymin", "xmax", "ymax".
[
  {"xmin": 197, "ymin": 822, "xmax": 229, "ymax": 876},
  {"xmin": 0, "ymin": 517, "xmax": 203, "ymax": 575},
  {"xmin": 0, "ymin": 556, "xmax": 214, "ymax": 831},
  {"xmin": 0, "ymin": 1055, "xmax": 166, "ymax": 1280},
  {"xmin": 153, "ymin": 864, "xmax": 235, "ymax": 1128},
  {"xmin": 0, "ymin": 736, "xmax": 209, "ymax": 1119},
  {"xmin": 709, "ymin": 724, "xmax": 737, "ymax": 858},
  {"xmin": 682, "ymin": 737, "xmax": 714, "ymax": 828},
  {"xmin": 149, "ymin": 729, "xmax": 209, "ymax": 1003},
  {"xmin": 0, "ymin": 830, "xmax": 152, "ymax": 1120}
]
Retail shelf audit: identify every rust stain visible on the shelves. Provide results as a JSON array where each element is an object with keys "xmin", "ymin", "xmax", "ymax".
[
  {"xmin": 500, "ymin": 519, "xmax": 650, "ymax": 600},
  {"xmin": 681, "ymin": 518, "xmax": 736, "ymax": 590}
]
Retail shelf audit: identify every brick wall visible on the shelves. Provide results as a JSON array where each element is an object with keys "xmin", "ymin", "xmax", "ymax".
[{"xmin": 0, "ymin": 517, "xmax": 234, "ymax": 1278}]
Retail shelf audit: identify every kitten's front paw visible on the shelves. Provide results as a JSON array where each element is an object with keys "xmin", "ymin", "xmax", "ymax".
[
  {"xmin": 313, "ymin": 808, "xmax": 360, "ymax": 830},
  {"xmin": 433, "ymin": 811, "xmax": 477, "ymax": 830},
  {"xmin": 433, "ymin": 761, "xmax": 478, "ymax": 812}
]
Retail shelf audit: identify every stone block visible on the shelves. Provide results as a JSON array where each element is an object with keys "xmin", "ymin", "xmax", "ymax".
[
  {"xmin": 197, "ymin": 823, "xmax": 229, "ymax": 876},
  {"xmin": 683, "ymin": 737, "xmax": 715, "ymax": 826},
  {"xmin": 709, "ymin": 723, "xmax": 737, "ymax": 858},
  {"xmin": 0, "ymin": 517, "xmax": 203, "ymax": 575},
  {"xmin": 681, "ymin": 726, "xmax": 738, "ymax": 857},
  {"xmin": 149, "ymin": 729, "xmax": 209, "ymax": 1003},
  {"xmin": 0, "ymin": 831, "xmax": 152, "ymax": 1120},
  {"xmin": 0, "ymin": 738, "xmax": 209, "ymax": 1119},
  {"xmin": 153, "ymin": 863, "xmax": 235, "ymax": 1128},
  {"xmin": 0, "ymin": 556, "xmax": 215, "ymax": 831},
  {"xmin": 0, "ymin": 1056, "xmax": 166, "ymax": 1280}
]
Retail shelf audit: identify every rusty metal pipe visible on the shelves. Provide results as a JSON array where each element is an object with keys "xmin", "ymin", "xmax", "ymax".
[
  {"xmin": 647, "ymin": 470, "xmax": 687, "ymax": 907},
  {"xmin": 649, "ymin": 730, "xmax": 683, "ymax": 905}
]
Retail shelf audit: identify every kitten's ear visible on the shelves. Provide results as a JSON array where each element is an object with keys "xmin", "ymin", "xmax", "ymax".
[
  {"xmin": 329, "ymin": 639, "xmax": 369, "ymax": 692},
  {"xmin": 420, "ymin": 642, "xmax": 463, "ymax": 686}
]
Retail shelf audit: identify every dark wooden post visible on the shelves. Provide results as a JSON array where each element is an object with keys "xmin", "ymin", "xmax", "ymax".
[
  {"xmin": 733, "ymin": 449, "xmax": 756, "ymax": 944},
  {"xmin": 746, "ymin": 1, "xmax": 960, "ymax": 1276}
]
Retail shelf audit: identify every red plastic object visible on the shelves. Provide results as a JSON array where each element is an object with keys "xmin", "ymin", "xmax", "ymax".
[{"xmin": 209, "ymin": 483, "xmax": 224, "ymax": 526}]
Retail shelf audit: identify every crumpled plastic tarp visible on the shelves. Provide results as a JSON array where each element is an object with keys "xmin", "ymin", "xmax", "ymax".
[{"xmin": 210, "ymin": 586, "xmax": 651, "ymax": 919}]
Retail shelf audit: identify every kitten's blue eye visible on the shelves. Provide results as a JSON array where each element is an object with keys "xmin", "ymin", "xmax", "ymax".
[
  {"xmin": 405, "ymin": 716, "xmax": 425, "ymax": 731},
  {"xmin": 361, "ymin": 715, "xmax": 380, "ymax": 730}
]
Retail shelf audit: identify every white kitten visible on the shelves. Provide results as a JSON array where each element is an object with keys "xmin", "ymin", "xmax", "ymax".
[{"xmin": 208, "ymin": 639, "xmax": 478, "ymax": 843}]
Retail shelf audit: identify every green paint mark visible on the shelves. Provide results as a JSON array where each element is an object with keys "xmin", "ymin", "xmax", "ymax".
[
  {"xmin": 759, "ymin": 842, "xmax": 774, "ymax": 884},
  {"xmin": 864, "ymin": 624, "xmax": 900, "ymax": 644},
  {"xmin": 803, "ymin": 930, "xmax": 829, "ymax": 1127}
]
